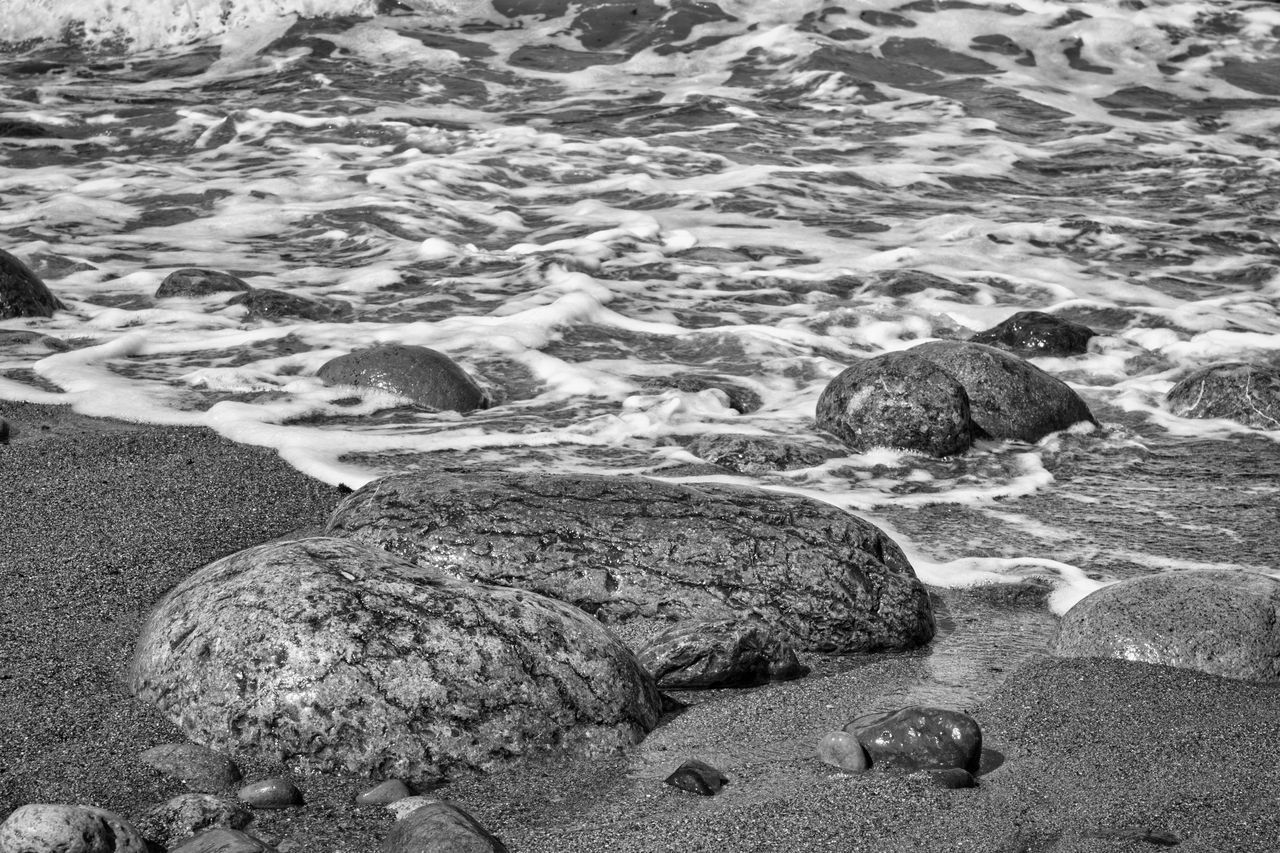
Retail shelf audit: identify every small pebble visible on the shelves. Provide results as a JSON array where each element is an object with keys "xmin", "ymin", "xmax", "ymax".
[
  {"xmin": 355, "ymin": 779, "xmax": 412, "ymax": 806},
  {"xmin": 817, "ymin": 730, "xmax": 869, "ymax": 773},
  {"xmin": 237, "ymin": 778, "xmax": 303, "ymax": 809},
  {"xmin": 663, "ymin": 758, "xmax": 728, "ymax": 796}
]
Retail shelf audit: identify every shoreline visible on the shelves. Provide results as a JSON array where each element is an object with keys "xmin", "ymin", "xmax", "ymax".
[{"xmin": 2, "ymin": 402, "xmax": 1278, "ymax": 852}]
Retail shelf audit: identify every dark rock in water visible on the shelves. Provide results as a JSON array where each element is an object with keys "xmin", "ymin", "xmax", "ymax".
[
  {"xmin": 237, "ymin": 778, "xmax": 303, "ymax": 809},
  {"xmin": 157, "ymin": 268, "xmax": 252, "ymax": 298},
  {"xmin": 0, "ymin": 248, "xmax": 65, "ymax": 319},
  {"xmin": 643, "ymin": 374, "xmax": 762, "ymax": 414},
  {"xmin": 170, "ymin": 827, "xmax": 276, "ymax": 853},
  {"xmin": 909, "ymin": 340, "xmax": 1097, "ymax": 442},
  {"xmin": 317, "ymin": 344, "xmax": 490, "ymax": 413},
  {"xmin": 129, "ymin": 538, "xmax": 662, "ymax": 783},
  {"xmin": 685, "ymin": 433, "xmax": 839, "ymax": 473},
  {"xmin": 134, "ymin": 793, "xmax": 252, "ymax": 849},
  {"xmin": 0, "ymin": 329, "xmax": 72, "ymax": 351},
  {"xmin": 0, "ymin": 804, "xmax": 148, "ymax": 852},
  {"xmin": 383, "ymin": 801, "xmax": 508, "ymax": 853},
  {"xmin": 968, "ymin": 310, "xmax": 1095, "ymax": 357},
  {"xmin": 139, "ymin": 742, "xmax": 242, "ymax": 792},
  {"xmin": 816, "ymin": 351, "xmax": 976, "ymax": 456},
  {"xmin": 847, "ymin": 707, "xmax": 983, "ymax": 773},
  {"xmin": 229, "ymin": 287, "xmax": 355, "ymax": 322},
  {"xmin": 664, "ymin": 759, "xmax": 728, "ymax": 796},
  {"xmin": 325, "ymin": 471, "xmax": 935, "ymax": 654},
  {"xmin": 1165, "ymin": 363, "xmax": 1280, "ymax": 429},
  {"xmin": 872, "ymin": 268, "xmax": 975, "ymax": 298},
  {"xmin": 1052, "ymin": 570, "xmax": 1280, "ymax": 682},
  {"xmin": 355, "ymin": 779, "xmax": 413, "ymax": 806},
  {"xmin": 637, "ymin": 618, "xmax": 809, "ymax": 689}
]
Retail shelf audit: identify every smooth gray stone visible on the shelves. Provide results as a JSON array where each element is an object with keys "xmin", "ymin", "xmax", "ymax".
[
  {"xmin": 969, "ymin": 310, "xmax": 1095, "ymax": 357},
  {"xmin": 156, "ymin": 268, "xmax": 252, "ymax": 298},
  {"xmin": 0, "ymin": 248, "xmax": 65, "ymax": 318},
  {"xmin": 317, "ymin": 344, "xmax": 489, "ymax": 413},
  {"xmin": 169, "ymin": 827, "xmax": 276, "ymax": 853},
  {"xmin": 382, "ymin": 801, "xmax": 507, "ymax": 853},
  {"xmin": 355, "ymin": 779, "xmax": 412, "ymax": 806},
  {"xmin": 237, "ymin": 778, "xmax": 303, "ymax": 809}
]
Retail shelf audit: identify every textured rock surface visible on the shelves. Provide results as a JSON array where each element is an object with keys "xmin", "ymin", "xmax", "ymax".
[
  {"xmin": 138, "ymin": 742, "xmax": 241, "ymax": 792},
  {"xmin": 129, "ymin": 537, "xmax": 662, "ymax": 783},
  {"xmin": 847, "ymin": 707, "xmax": 982, "ymax": 773},
  {"xmin": 133, "ymin": 794, "xmax": 252, "ymax": 849},
  {"xmin": 229, "ymin": 288, "xmax": 355, "ymax": 322},
  {"xmin": 237, "ymin": 778, "xmax": 304, "ymax": 809},
  {"xmin": 1, "ymin": 248, "xmax": 65, "ymax": 319},
  {"xmin": 155, "ymin": 269, "xmax": 251, "ymax": 298},
  {"xmin": 685, "ymin": 433, "xmax": 839, "ymax": 474},
  {"xmin": 169, "ymin": 827, "xmax": 276, "ymax": 853},
  {"xmin": 0, "ymin": 804, "xmax": 148, "ymax": 853},
  {"xmin": 317, "ymin": 344, "xmax": 490, "ymax": 413},
  {"xmin": 663, "ymin": 759, "xmax": 728, "ymax": 796},
  {"xmin": 382, "ymin": 802, "xmax": 508, "ymax": 853},
  {"xmin": 909, "ymin": 340, "xmax": 1097, "ymax": 442},
  {"xmin": 968, "ymin": 310, "xmax": 1095, "ymax": 357},
  {"xmin": 815, "ymin": 351, "xmax": 976, "ymax": 456},
  {"xmin": 1165, "ymin": 362, "xmax": 1280, "ymax": 428},
  {"xmin": 326, "ymin": 471, "xmax": 935, "ymax": 653},
  {"xmin": 636, "ymin": 619, "xmax": 808, "ymax": 688},
  {"xmin": 1052, "ymin": 569, "xmax": 1280, "ymax": 682}
]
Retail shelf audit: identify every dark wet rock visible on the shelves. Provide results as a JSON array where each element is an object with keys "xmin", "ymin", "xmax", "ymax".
[
  {"xmin": 847, "ymin": 707, "xmax": 983, "ymax": 773},
  {"xmin": 909, "ymin": 340, "xmax": 1098, "ymax": 442},
  {"xmin": 383, "ymin": 801, "xmax": 508, "ymax": 853},
  {"xmin": 872, "ymin": 268, "xmax": 977, "ymax": 298},
  {"xmin": 968, "ymin": 310, "xmax": 1096, "ymax": 357},
  {"xmin": 237, "ymin": 778, "xmax": 303, "ymax": 809},
  {"xmin": 325, "ymin": 471, "xmax": 935, "ymax": 654},
  {"xmin": 917, "ymin": 768, "xmax": 979, "ymax": 789},
  {"xmin": 816, "ymin": 351, "xmax": 976, "ymax": 456},
  {"xmin": 134, "ymin": 794, "xmax": 252, "ymax": 849},
  {"xmin": 817, "ymin": 730, "xmax": 870, "ymax": 773},
  {"xmin": 636, "ymin": 618, "xmax": 809, "ymax": 689},
  {"xmin": 157, "ymin": 269, "xmax": 252, "ymax": 298},
  {"xmin": 0, "ymin": 804, "xmax": 148, "ymax": 852},
  {"xmin": 0, "ymin": 329, "xmax": 72, "ymax": 351},
  {"xmin": 685, "ymin": 433, "xmax": 839, "ymax": 473},
  {"xmin": 129, "ymin": 538, "xmax": 662, "ymax": 783},
  {"xmin": 1052, "ymin": 569, "xmax": 1280, "ymax": 682},
  {"xmin": 664, "ymin": 759, "xmax": 728, "ymax": 796},
  {"xmin": 229, "ymin": 287, "xmax": 355, "ymax": 322},
  {"xmin": 317, "ymin": 344, "xmax": 490, "ymax": 413},
  {"xmin": 139, "ymin": 742, "xmax": 242, "ymax": 792},
  {"xmin": 170, "ymin": 827, "xmax": 276, "ymax": 853},
  {"xmin": 1165, "ymin": 362, "xmax": 1280, "ymax": 429},
  {"xmin": 356, "ymin": 779, "xmax": 413, "ymax": 806},
  {"xmin": 642, "ymin": 374, "xmax": 762, "ymax": 414},
  {"xmin": 1, "ymin": 248, "xmax": 65, "ymax": 319}
]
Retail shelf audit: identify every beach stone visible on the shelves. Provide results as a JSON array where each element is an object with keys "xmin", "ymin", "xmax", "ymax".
[
  {"xmin": 917, "ymin": 768, "xmax": 979, "ymax": 789},
  {"xmin": 1052, "ymin": 569, "xmax": 1280, "ymax": 682},
  {"xmin": 664, "ymin": 759, "xmax": 728, "ymax": 796},
  {"xmin": 129, "ymin": 537, "xmax": 662, "ymax": 783},
  {"xmin": 237, "ymin": 778, "xmax": 303, "ymax": 809},
  {"xmin": 815, "ymin": 351, "xmax": 976, "ymax": 456},
  {"xmin": 139, "ymin": 742, "xmax": 241, "ymax": 792},
  {"xmin": 685, "ymin": 433, "xmax": 839, "ymax": 473},
  {"xmin": 0, "ymin": 804, "xmax": 148, "ymax": 852},
  {"xmin": 1, "ymin": 248, "xmax": 65, "ymax": 318},
  {"xmin": 1165, "ymin": 362, "xmax": 1280, "ymax": 428},
  {"xmin": 355, "ymin": 779, "xmax": 413, "ymax": 806},
  {"xmin": 817, "ymin": 730, "xmax": 870, "ymax": 773},
  {"xmin": 317, "ymin": 344, "xmax": 490, "ymax": 413},
  {"xmin": 909, "ymin": 340, "xmax": 1097, "ymax": 442},
  {"xmin": 382, "ymin": 801, "xmax": 507, "ymax": 853},
  {"xmin": 229, "ymin": 287, "xmax": 355, "ymax": 322},
  {"xmin": 133, "ymin": 794, "xmax": 252, "ymax": 849},
  {"xmin": 325, "ymin": 470, "xmax": 935, "ymax": 654},
  {"xmin": 847, "ymin": 707, "xmax": 983, "ymax": 773},
  {"xmin": 636, "ymin": 618, "xmax": 809, "ymax": 688},
  {"xmin": 156, "ymin": 269, "xmax": 251, "ymax": 298},
  {"xmin": 643, "ymin": 375, "xmax": 762, "ymax": 414},
  {"xmin": 169, "ymin": 827, "xmax": 275, "ymax": 853},
  {"xmin": 968, "ymin": 310, "xmax": 1095, "ymax": 357}
]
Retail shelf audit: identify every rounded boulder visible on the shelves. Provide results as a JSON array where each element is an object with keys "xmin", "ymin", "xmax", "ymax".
[
  {"xmin": 1, "ymin": 248, "xmax": 65, "ymax": 319},
  {"xmin": 1165, "ymin": 362, "xmax": 1280, "ymax": 429},
  {"xmin": 968, "ymin": 310, "xmax": 1095, "ymax": 357},
  {"xmin": 156, "ymin": 269, "xmax": 251, "ymax": 298},
  {"xmin": 0, "ymin": 804, "xmax": 148, "ymax": 853},
  {"xmin": 317, "ymin": 344, "xmax": 490, "ymax": 413}
]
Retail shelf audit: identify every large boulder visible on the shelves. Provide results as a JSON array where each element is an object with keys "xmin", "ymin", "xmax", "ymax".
[
  {"xmin": 325, "ymin": 471, "xmax": 935, "ymax": 653},
  {"xmin": 382, "ymin": 802, "xmax": 507, "ymax": 853},
  {"xmin": 968, "ymin": 310, "xmax": 1095, "ymax": 357},
  {"xmin": 317, "ymin": 344, "xmax": 490, "ymax": 413},
  {"xmin": 1, "ymin": 248, "xmax": 65, "ymax": 318},
  {"xmin": 129, "ymin": 538, "xmax": 662, "ymax": 784},
  {"xmin": 1165, "ymin": 362, "xmax": 1280, "ymax": 428},
  {"xmin": 1052, "ymin": 569, "xmax": 1280, "ymax": 682},
  {"xmin": 0, "ymin": 804, "xmax": 148, "ymax": 853}
]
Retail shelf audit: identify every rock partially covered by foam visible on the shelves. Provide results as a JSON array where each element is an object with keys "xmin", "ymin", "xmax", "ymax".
[
  {"xmin": 318, "ymin": 344, "xmax": 490, "ymax": 413},
  {"xmin": 383, "ymin": 801, "xmax": 508, "ymax": 853},
  {"xmin": 968, "ymin": 310, "xmax": 1095, "ymax": 357},
  {"xmin": 685, "ymin": 433, "xmax": 840, "ymax": 474},
  {"xmin": 325, "ymin": 471, "xmax": 935, "ymax": 654},
  {"xmin": 0, "ymin": 249, "xmax": 65, "ymax": 319},
  {"xmin": 846, "ymin": 707, "xmax": 982, "ymax": 774},
  {"xmin": 229, "ymin": 287, "xmax": 355, "ymax": 322},
  {"xmin": 156, "ymin": 268, "xmax": 251, "ymax": 298},
  {"xmin": 0, "ymin": 804, "xmax": 148, "ymax": 853},
  {"xmin": 1052, "ymin": 570, "xmax": 1280, "ymax": 682},
  {"xmin": 636, "ymin": 618, "xmax": 809, "ymax": 688},
  {"xmin": 129, "ymin": 538, "xmax": 662, "ymax": 783},
  {"xmin": 1165, "ymin": 363, "xmax": 1280, "ymax": 429}
]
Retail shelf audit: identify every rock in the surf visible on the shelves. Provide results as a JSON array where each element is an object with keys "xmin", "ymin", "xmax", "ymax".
[
  {"xmin": 1052, "ymin": 569, "xmax": 1280, "ymax": 682},
  {"xmin": 636, "ymin": 618, "xmax": 809, "ymax": 689},
  {"xmin": 129, "ymin": 538, "xmax": 662, "ymax": 783},
  {"xmin": 0, "ymin": 248, "xmax": 65, "ymax": 319},
  {"xmin": 0, "ymin": 804, "xmax": 148, "ymax": 853},
  {"xmin": 317, "ymin": 344, "xmax": 490, "ymax": 413},
  {"xmin": 642, "ymin": 374, "xmax": 762, "ymax": 414},
  {"xmin": 1165, "ymin": 362, "xmax": 1280, "ymax": 429},
  {"xmin": 133, "ymin": 794, "xmax": 252, "ymax": 850},
  {"xmin": 685, "ymin": 433, "xmax": 840, "ymax": 473},
  {"xmin": 383, "ymin": 801, "xmax": 508, "ymax": 853},
  {"xmin": 816, "ymin": 350, "xmax": 976, "ymax": 456},
  {"xmin": 237, "ymin": 778, "xmax": 303, "ymax": 809},
  {"xmin": 846, "ymin": 707, "xmax": 983, "ymax": 774},
  {"xmin": 169, "ymin": 827, "xmax": 276, "ymax": 853},
  {"xmin": 139, "ymin": 742, "xmax": 242, "ymax": 792},
  {"xmin": 325, "ymin": 471, "xmax": 935, "ymax": 654},
  {"xmin": 663, "ymin": 759, "xmax": 728, "ymax": 796},
  {"xmin": 968, "ymin": 310, "xmax": 1095, "ymax": 357},
  {"xmin": 229, "ymin": 287, "xmax": 355, "ymax": 322},
  {"xmin": 156, "ymin": 268, "xmax": 252, "ymax": 298},
  {"xmin": 909, "ymin": 340, "xmax": 1097, "ymax": 442}
]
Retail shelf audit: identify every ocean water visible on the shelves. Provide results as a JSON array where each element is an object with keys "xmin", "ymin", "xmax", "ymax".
[{"xmin": 3, "ymin": 0, "xmax": 1280, "ymax": 616}]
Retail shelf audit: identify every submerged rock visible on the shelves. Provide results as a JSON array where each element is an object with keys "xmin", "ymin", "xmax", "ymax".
[
  {"xmin": 636, "ymin": 618, "xmax": 809, "ymax": 688},
  {"xmin": 664, "ymin": 759, "xmax": 728, "ymax": 796},
  {"xmin": 685, "ymin": 433, "xmax": 839, "ymax": 473},
  {"xmin": 139, "ymin": 742, "xmax": 241, "ymax": 792},
  {"xmin": 130, "ymin": 538, "xmax": 661, "ymax": 783},
  {"xmin": 1165, "ymin": 362, "xmax": 1280, "ymax": 429},
  {"xmin": 1, "ymin": 248, "xmax": 65, "ymax": 319},
  {"xmin": 0, "ymin": 804, "xmax": 148, "ymax": 853},
  {"xmin": 968, "ymin": 310, "xmax": 1095, "ymax": 357},
  {"xmin": 846, "ymin": 707, "xmax": 982, "ymax": 774},
  {"xmin": 1052, "ymin": 569, "xmax": 1280, "ymax": 682},
  {"xmin": 383, "ymin": 801, "xmax": 508, "ymax": 853},
  {"xmin": 229, "ymin": 287, "xmax": 355, "ymax": 322},
  {"xmin": 325, "ymin": 471, "xmax": 935, "ymax": 654},
  {"xmin": 156, "ymin": 268, "xmax": 252, "ymax": 298},
  {"xmin": 133, "ymin": 794, "xmax": 252, "ymax": 850},
  {"xmin": 317, "ymin": 344, "xmax": 490, "ymax": 413}
]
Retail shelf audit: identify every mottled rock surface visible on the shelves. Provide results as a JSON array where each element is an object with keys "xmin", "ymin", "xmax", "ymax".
[
  {"xmin": 133, "ymin": 794, "xmax": 252, "ymax": 849},
  {"xmin": 968, "ymin": 310, "xmax": 1095, "ymax": 357},
  {"xmin": 229, "ymin": 288, "xmax": 355, "ymax": 322},
  {"xmin": 636, "ymin": 619, "xmax": 808, "ymax": 688},
  {"xmin": 169, "ymin": 827, "xmax": 276, "ymax": 853},
  {"xmin": 317, "ymin": 344, "xmax": 490, "ymax": 413},
  {"xmin": 846, "ymin": 707, "xmax": 982, "ymax": 773},
  {"xmin": 0, "ymin": 804, "xmax": 148, "ymax": 852},
  {"xmin": 138, "ymin": 742, "xmax": 241, "ymax": 792},
  {"xmin": 1165, "ymin": 362, "xmax": 1280, "ymax": 429},
  {"xmin": 326, "ymin": 471, "xmax": 935, "ymax": 653},
  {"xmin": 382, "ymin": 801, "xmax": 507, "ymax": 853},
  {"xmin": 130, "ymin": 538, "xmax": 662, "ymax": 783},
  {"xmin": 685, "ymin": 433, "xmax": 839, "ymax": 473},
  {"xmin": 156, "ymin": 269, "xmax": 251, "ymax": 298},
  {"xmin": 1052, "ymin": 569, "xmax": 1280, "ymax": 682},
  {"xmin": 1, "ymin": 248, "xmax": 65, "ymax": 318}
]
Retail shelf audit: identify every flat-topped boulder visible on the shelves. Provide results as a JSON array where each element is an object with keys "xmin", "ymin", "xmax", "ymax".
[
  {"xmin": 1, "ymin": 248, "xmax": 65, "ymax": 318},
  {"xmin": 130, "ymin": 538, "xmax": 662, "ymax": 784},
  {"xmin": 1166, "ymin": 362, "xmax": 1280, "ymax": 429},
  {"xmin": 325, "ymin": 471, "xmax": 935, "ymax": 653}
]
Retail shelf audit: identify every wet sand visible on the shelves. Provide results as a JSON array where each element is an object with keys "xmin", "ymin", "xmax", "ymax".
[{"xmin": 2, "ymin": 402, "xmax": 1278, "ymax": 852}]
